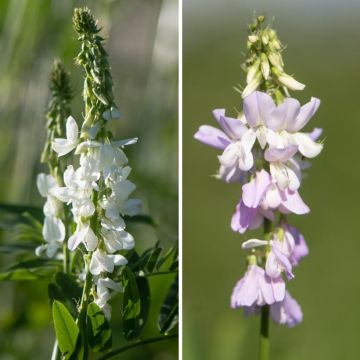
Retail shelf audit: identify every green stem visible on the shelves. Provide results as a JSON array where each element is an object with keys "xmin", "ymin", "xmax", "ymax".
[
  {"xmin": 259, "ymin": 219, "xmax": 272, "ymax": 359},
  {"xmin": 50, "ymin": 339, "xmax": 60, "ymax": 360},
  {"xmin": 97, "ymin": 334, "xmax": 178, "ymax": 360},
  {"xmin": 62, "ymin": 242, "xmax": 69, "ymax": 273},
  {"xmin": 76, "ymin": 259, "xmax": 93, "ymax": 359},
  {"xmin": 259, "ymin": 305, "xmax": 270, "ymax": 360},
  {"xmin": 145, "ymin": 271, "xmax": 178, "ymax": 277}
]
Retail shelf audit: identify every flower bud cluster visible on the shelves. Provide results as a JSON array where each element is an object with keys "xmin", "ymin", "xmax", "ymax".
[
  {"xmin": 36, "ymin": 60, "xmax": 72, "ymax": 259},
  {"xmin": 240, "ymin": 15, "xmax": 305, "ymax": 99}
]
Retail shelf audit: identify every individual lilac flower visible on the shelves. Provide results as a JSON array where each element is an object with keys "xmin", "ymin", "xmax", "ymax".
[
  {"xmin": 231, "ymin": 262, "xmax": 285, "ymax": 308},
  {"xmin": 264, "ymin": 145, "xmax": 301, "ymax": 191},
  {"xmin": 231, "ymin": 199, "xmax": 274, "ymax": 234},
  {"xmin": 194, "ymin": 109, "xmax": 256, "ymax": 182},
  {"xmin": 270, "ymin": 291, "xmax": 303, "ymax": 327},
  {"xmin": 231, "ymin": 170, "xmax": 309, "ymax": 234},
  {"xmin": 244, "ymin": 291, "xmax": 303, "ymax": 327},
  {"xmin": 282, "ymin": 224, "xmax": 309, "ymax": 266},
  {"xmin": 243, "ymin": 91, "xmax": 322, "ymax": 158},
  {"xmin": 242, "ymin": 239, "xmax": 294, "ymax": 280},
  {"xmin": 243, "ymin": 170, "xmax": 309, "ymax": 215}
]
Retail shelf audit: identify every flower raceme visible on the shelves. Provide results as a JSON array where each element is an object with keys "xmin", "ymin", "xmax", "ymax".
[
  {"xmin": 38, "ymin": 113, "xmax": 141, "ymax": 318},
  {"xmin": 195, "ymin": 89, "xmax": 322, "ymax": 327}
]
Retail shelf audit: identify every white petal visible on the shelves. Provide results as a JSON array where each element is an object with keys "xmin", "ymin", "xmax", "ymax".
[
  {"xmin": 242, "ymin": 239, "xmax": 268, "ymax": 249},
  {"xmin": 124, "ymin": 199, "xmax": 142, "ymax": 216},
  {"xmin": 42, "ymin": 216, "xmax": 65, "ymax": 243},
  {"xmin": 49, "ymin": 186, "xmax": 73, "ymax": 203},
  {"xmin": 68, "ymin": 226, "xmax": 85, "ymax": 251},
  {"xmin": 241, "ymin": 129, "xmax": 257, "ymax": 154},
  {"xmin": 84, "ymin": 225, "xmax": 98, "ymax": 251},
  {"xmin": 256, "ymin": 127, "xmax": 267, "ymax": 149},
  {"xmin": 278, "ymin": 73, "xmax": 305, "ymax": 91},
  {"xmin": 36, "ymin": 174, "xmax": 57, "ymax": 197},
  {"xmin": 120, "ymin": 231, "xmax": 135, "ymax": 250},
  {"xmin": 52, "ymin": 139, "xmax": 78, "ymax": 157},
  {"xmin": 46, "ymin": 242, "xmax": 59, "ymax": 258},
  {"xmin": 292, "ymin": 133, "xmax": 323, "ymax": 158},
  {"xmin": 112, "ymin": 254, "xmax": 128, "ymax": 266},
  {"xmin": 265, "ymin": 251, "xmax": 281, "ymax": 278},
  {"xmin": 89, "ymin": 252, "xmax": 102, "ymax": 275},
  {"xmin": 66, "ymin": 116, "xmax": 79, "ymax": 142},
  {"xmin": 112, "ymin": 138, "xmax": 138, "ymax": 147},
  {"xmin": 270, "ymin": 163, "xmax": 290, "ymax": 190},
  {"xmin": 263, "ymin": 184, "xmax": 281, "ymax": 209}
]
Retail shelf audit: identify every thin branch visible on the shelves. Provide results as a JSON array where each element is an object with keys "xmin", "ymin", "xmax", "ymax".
[{"xmin": 97, "ymin": 334, "xmax": 178, "ymax": 360}]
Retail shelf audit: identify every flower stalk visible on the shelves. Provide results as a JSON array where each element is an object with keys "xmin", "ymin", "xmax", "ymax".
[
  {"xmin": 37, "ymin": 7, "xmax": 142, "ymax": 358},
  {"xmin": 195, "ymin": 14, "xmax": 323, "ymax": 359}
]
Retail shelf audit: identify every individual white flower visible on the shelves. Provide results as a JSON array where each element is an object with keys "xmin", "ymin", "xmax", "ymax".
[
  {"xmin": 102, "ymin": 106, "xmax": 122, "ymax": 121},
  {"xmin": 101, "ymin": 226, "xmax": 134, "ymax": 253},
  {"xmin": 68, "ymin": 222, "xmax": 98, "ymax": 251},
  {"xmin": 101, "ymin": 179, "xmax": 141, "ymax": 222},
  {"xmin": 42, "ymin": 216, "xmax": 65, "ymax": 243},
  {"xmin": 75, "ymin": 141, "xmax": 129, "ymax": 177},
  {"xmin": 50, "ymin": 164, "xmax": 98, "ymax": 219},
  {"xmin": 94, "ymin": 277, "xmax": 123, "ymax": 320},
  {"xmin": 52, "ymin": 116, "xmax": 79, "ymax": 156},
  {"xmin": 89, "ymin": 249, "xmax": 128, "ymax": 275},
  {"xmin": 37, "ymin": 173, "xmax": 63, "ymax": 216},
  {"xmin": 36, "ymin": 216, "xmax": 65, "ymax": 258},
  {"xmin": 35, "ymin": 242, "xmax": 59, "ymax": 258}
]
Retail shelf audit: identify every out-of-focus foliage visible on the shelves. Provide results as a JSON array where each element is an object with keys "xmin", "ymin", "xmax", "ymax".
[
  {"xmin": 0, "ymin": 0, "xmax": 178, "ymax": 359},
  {"xmin": 184, "ymin": 0, "xmax": 360, "ymax": 359}
]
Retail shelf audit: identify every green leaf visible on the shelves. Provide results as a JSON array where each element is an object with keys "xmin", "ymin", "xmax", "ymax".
[
  {"xmin": 0, "ymin": 258, "xmax": 58, "ymax": 281},
  {"xmin": 136, "ymin": 276, "xmax": 151, "ymax": 334},
  {"xmin": 0, "ymin": 243, "xmax": 38, "ymax": 254},
  {"xmin": 48, "ymin": 273, "xmax": 82, "ymax": 316},
  {"xmin": 15, "ymin": 213, "xmax": 43, "ymax": 242},
  {"xmin": 156, "ymin": 245, "xmax": 177, "ymax": 271},
  {"xmin": 145, "ymin": 247, "xmax": 163, "ymax": 273},
  {"xmin": 122, "ymin": 266, "xmax": 141, "ymax": 340},
  {"xmin": 124, "ymin": 214, "xmax": 156, "ymax": 227},
  {"xmin": 55, "ymin": 272, "xmax": 82, "ymax": 303},
  {"xmin": 0, "ymin": 267, "xmax": 54, "ymax": 281},
  {"xmin": 159, "ymin": 275, "xmax": 178, "ymax": 334},
  {"xmin": 86, "ymin": 303, "xmax": 112, "ymax": 353},
  {"xmin": 52, "ymin": 300, "xmax": 80, "ymax": 359},
  {"xmin": 0, "ymin": 203, "xmax": 43, "ymax": 220},
  {"xmin": 169, "ymin": 247, "xmax": 178, "ymax": 272}
]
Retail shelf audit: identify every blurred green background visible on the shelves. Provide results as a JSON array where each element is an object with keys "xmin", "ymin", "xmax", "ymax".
[
  {"xmin": 0, "ymin": 0, "xmax": 178, "ymax": 359},
  {"xmin": 183, "ymin": 0, "xmax": 360, "ymax": 359}
]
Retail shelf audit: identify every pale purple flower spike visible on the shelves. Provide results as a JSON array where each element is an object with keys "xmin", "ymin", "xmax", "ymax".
[{"xmin": 195, "ymin": 90, "xmax": 322, "ymax": 327}]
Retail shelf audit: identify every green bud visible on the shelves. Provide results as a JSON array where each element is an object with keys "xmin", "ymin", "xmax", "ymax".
[
  {"xmin": 73, "ymin": 7, "xmax": 99, "ymax": 36},
  {"xmin": 260, "ymin": 53, "xmax": 270, "ymax": 80},
  {"xmin": 257, "ymin": 15, "xmax": 265, "ymax": 23},
  {"xmin": 248, "ymin": 34, "xmax": 258, "ymax": 44},
  {"xmin": 247, "ymin": 254, "xmax": 257, "ymax": 265}
]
